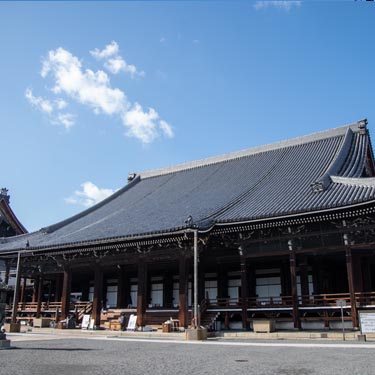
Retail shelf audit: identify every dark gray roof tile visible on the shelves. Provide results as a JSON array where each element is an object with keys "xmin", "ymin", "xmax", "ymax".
[{"xmin": 1, "ymin": 120, "xmax": 375, "ymax": 252}]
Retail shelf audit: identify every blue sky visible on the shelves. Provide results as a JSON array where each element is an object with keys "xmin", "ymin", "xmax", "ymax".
[{"xmin": 0, "ymin": 1, "xmax": 374, "ymax": 232}]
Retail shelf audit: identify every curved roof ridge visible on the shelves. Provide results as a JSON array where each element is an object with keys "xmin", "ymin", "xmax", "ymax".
[
  {"xmin": 140, "ymin": 120, "xmax": 364, "ymax": 179},
  {"xmin": 330, "ymin": 175, "xmax": 375, "ymax": 187},
  {"xmin": 310, "ymin": 128, "xmax": 354, "ymax": 192},
  {"xmin": 0, "ymin": 199, "xmax": 28, "ymax": 235}
]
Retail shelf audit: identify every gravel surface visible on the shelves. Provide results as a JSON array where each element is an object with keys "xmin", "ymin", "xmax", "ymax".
[{"xmin": 1, "ymin": 337, "xmax": 375, "ymax": 375}]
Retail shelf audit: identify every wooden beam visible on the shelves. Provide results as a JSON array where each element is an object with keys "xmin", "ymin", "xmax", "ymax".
[
  {"xmin": 92, "ymin": 264, "xmax": 103, "ymax": 328},
  {"xmin": 61, "ymin": 269, "xmax": 71, "ymax": 320},
  {"xmin": 136, "ymin": 260, "xmax": 147, "ymax": 328},
  {"xmin": 346, "ymin": 248, "xmax": 358, "ymax": 328}
]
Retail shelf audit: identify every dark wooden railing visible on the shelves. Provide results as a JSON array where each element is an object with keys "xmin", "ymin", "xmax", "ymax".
[{"xmin": 198, "ymin": 292, "xmax": 375, "ymax": 310}]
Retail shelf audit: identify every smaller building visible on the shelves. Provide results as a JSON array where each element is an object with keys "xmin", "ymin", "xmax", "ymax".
[{"xmin": 0, "ymin": 188, "xmax": 27, "ymax": 287}]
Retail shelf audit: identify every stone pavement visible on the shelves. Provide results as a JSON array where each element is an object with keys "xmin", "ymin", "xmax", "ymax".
[{"xmin": 2, "ymin": 332, "xmax": 375, "ymax": 375}]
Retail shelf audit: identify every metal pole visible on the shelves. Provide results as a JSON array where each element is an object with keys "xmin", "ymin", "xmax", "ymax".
[
  {"xmin": 193, "ymin": 229, "xmax": 198, "ymax": 329},
  {"xmin": 11, "ymin": 251, "xmax": 22, "ymax": 324},
  {"xmin": 341, "ymin": 305, "xmax": 345, "ymax": 341}
]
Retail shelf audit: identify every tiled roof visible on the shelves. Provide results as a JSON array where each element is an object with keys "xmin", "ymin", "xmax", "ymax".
[{"xmin": 1, "ymin": 119, "xmax": 375, "ymax": 252}]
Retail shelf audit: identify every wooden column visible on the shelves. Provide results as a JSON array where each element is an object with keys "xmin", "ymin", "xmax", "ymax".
[
  {"xmin": 117, "ymin": 266, "xmax": 126, "ymax": 308},
  {"xmin": 240, "ymin": 256, "xmax": 248, "ymax": 330},
  {"xmin": 54, "ymin": 274, "xmax": 63, "ymax": 302},
  {"xmin": 178, "ymin": 255, "xmax": 189, "ymax": 328},
  {"xmin": 11, "ymin": 260, "xmax": 22, "ymax": 324},
  {"xmin": 61, "ymin": 268, "xmax": 72, "ymax": 321},
  {"xmin": 136, "ymin": 260, "xmax": 147, "ymax": 328},
  {"xmin": 36, "ymin": 275, "xmax": 43, "ymax": 318},
  {"xmin": 289, "ymin": 251, "xmax": 300, "ymax": 329},
  {"xmin": 346, "ymin": 248, "xmax": 358, "ymax": 328},
  {"xmin": 92, "ymin": 264, "xmax": 103, "ymax": 328},
  {"xmin": 4, "ymin": 261, "xmax": 10, "ymax": 285}
]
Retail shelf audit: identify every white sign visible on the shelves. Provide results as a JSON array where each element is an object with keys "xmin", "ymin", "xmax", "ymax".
[
  {"xmin": 359, "ymin": 311, "xmax": 375, "ymax": 334},
  {"xmin": 336, "ymin": 299, "xmax": 347, "ymax": 307},
  {"xmin": 127, "ymin": 314, "xmax": 137, "ymax": 331},
  {"xmin": 81, "ymin": 314, "xmax": 91, "ymax": 329},
  {"xmin": 89, "ymin": 318, "xmax": 95, "ymax": 330}
]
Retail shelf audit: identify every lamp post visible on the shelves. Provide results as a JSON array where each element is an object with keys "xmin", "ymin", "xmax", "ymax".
[
  {"xmin": 11, "ymin": 250, "xmax": 22, "ymax": 325},
  {"xmin": 185, "ymin": 216, "xmax": 207, "ymax": 340},
  {"xmin": 193, "ymin": 228, "xmax": 198, "ymax": 329}
]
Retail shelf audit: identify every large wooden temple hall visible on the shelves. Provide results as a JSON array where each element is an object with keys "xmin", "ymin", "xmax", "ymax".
[{"xmin": 2, "ymin": 119, "xmax": 375, "ymax": 331}]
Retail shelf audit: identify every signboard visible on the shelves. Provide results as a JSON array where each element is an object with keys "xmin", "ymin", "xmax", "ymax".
[
  {"xmin": 81, "ymin": 314, "xmax": 91, "ymax": 330},
  {"xmin": 127, "ymin": 314, "xmax": 137, "ymax": 331},
  {"xmin": 89, "ymin": 318, "xmax": 95, "ymax": 330},
  {"xmin": 336, "ymin": 299, "xmax": 347, "ymax": 307},
  {"xmin": 359, "ymin": 311, "xmax": 375, "ymax": 334}
]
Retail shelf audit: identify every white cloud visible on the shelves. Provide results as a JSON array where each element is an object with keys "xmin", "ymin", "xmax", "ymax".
[
  {"xmin": 25, "ymin": 88, "xmax": 74, "ymax": 129},
  {"xmin": 122, "ymin": 102, "xmax": 174, "ymax": 144},
  {"xmin": 105, "ymin": 57, "xmax": 145, "ymax": 77},
  {"xmin": 25, "ymin": 88, "xmax": 54, "ymax": 114},
  {"xmin": 55, "ymin": 99, "xmax": 68, "ymax": 110},
  {"xmin": 91, "ymin": 41, "xmax": 145, "ymax": 78},
  {"xmin": 254, "ymin": 1, "xmax": 301, "ymax": 11},
  {"xmin": 42, "ymin": 47, "xmax": 126, "ymax": 115},
  {"xmin": 160, "ymin": 37, "xmax": 166, "ymax": 44},
  {"xmin": 193, "ymin": 39, "xmax": 200, "ymax": 44},
  {"xmin": 28, "ymin": 44, "xmax": 171, "ymax": 144},
  {"xmin": 54, "ymin": 113, "xmax": 76, "ymax": 129},
  {"xmin": 159, "ymin": 120, "xmax": 174, "ymax": 139},
  {"xmin": 65, "ymin": 181, "xmax": 117, "ymax": 207},
  {"xmin": 90, "ymin": 40, "xmax": 119, "ymax": 60}
]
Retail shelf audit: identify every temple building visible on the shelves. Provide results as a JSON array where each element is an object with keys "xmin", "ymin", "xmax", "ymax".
[
  {"xmin": 1, "ymin": 119, "xmax": 375, "ymax": 331},
  {"xmin": 0, "ymin": 188, "xmax": 27, "ymax": 286}
]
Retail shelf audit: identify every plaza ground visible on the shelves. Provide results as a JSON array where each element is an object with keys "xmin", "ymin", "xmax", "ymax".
[{"xmin": 2, "ymin": 331, "xmax": 375, "ymax": 375}]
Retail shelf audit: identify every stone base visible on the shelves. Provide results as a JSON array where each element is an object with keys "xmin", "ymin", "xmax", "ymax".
[
  {"xmin": 3, "ymin": 323, "xmax": 20, "ymax": 333},
  {"xmin": 0, "ymin": 339, "xmax": 11, "ymax": 349},
  {"xmin": 185, "ymin": 328, "xmax": 207, "ymax": 341}
]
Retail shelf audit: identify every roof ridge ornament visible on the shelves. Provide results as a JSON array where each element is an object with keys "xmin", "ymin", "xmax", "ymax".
[{"xmin": 358, "ymin": 118, "xmax": 368, "ymax": 135}]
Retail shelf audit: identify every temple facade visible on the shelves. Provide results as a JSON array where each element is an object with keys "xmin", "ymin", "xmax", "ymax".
[{"xmin": 2, "ymin": 119, "xmax": 375, "ymax": 331}]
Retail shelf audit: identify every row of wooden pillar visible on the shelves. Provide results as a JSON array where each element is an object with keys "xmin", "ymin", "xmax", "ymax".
[{"xmin": 8, "ymin": 246, "xmax": 362, "ymax": 330}]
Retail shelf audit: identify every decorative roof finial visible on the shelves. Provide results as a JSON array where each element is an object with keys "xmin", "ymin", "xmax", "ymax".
[{"xmin": 0, "ymin": 188, "xmax": 9, "ymax": 203}]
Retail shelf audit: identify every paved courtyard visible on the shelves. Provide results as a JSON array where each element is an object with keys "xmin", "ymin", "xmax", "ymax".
[{"xmin": 2, "ymin": 334, "xmax": 375, "ymax": 375}]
